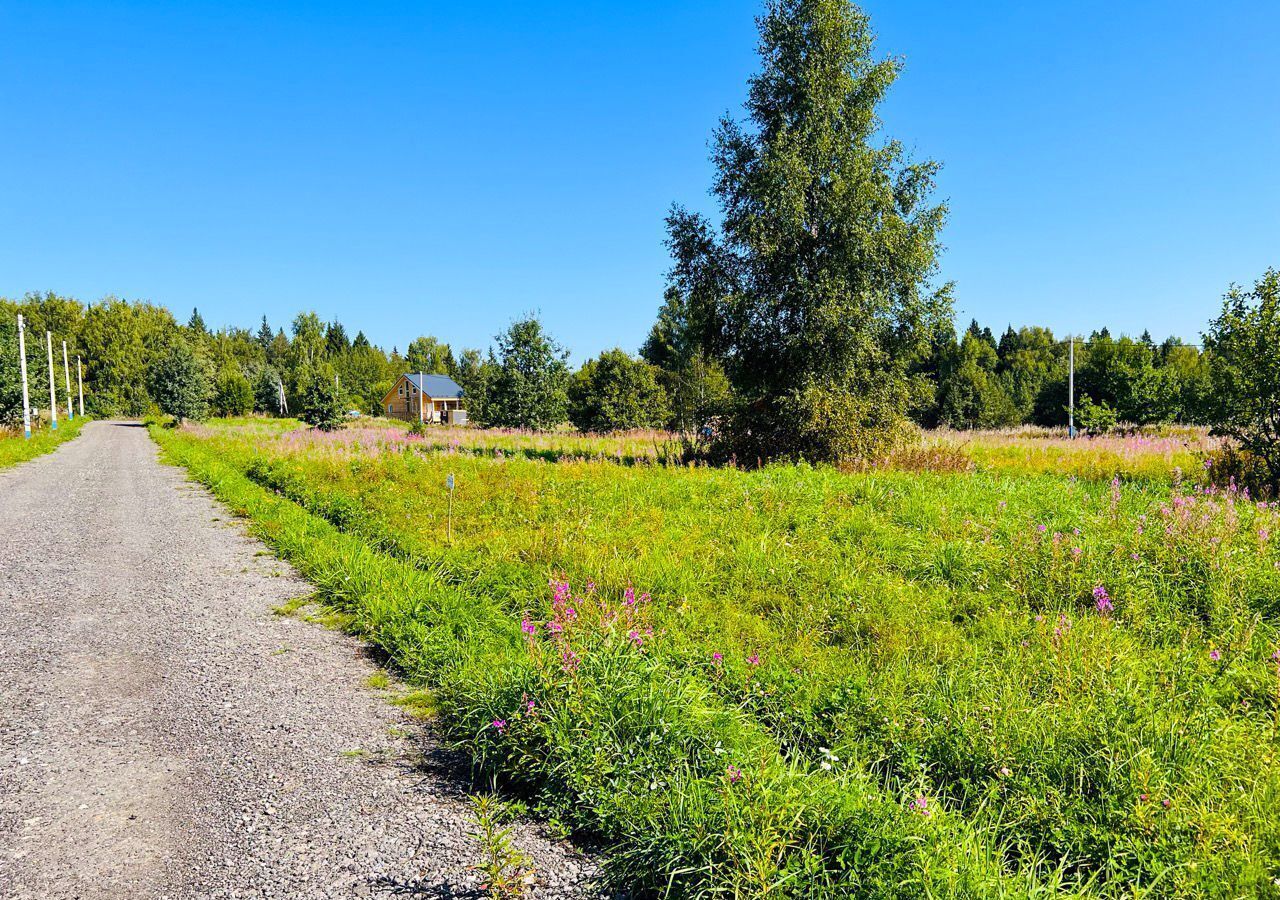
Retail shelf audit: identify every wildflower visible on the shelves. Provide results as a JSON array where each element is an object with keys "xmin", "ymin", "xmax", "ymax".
[
  {"xmin": 546, "ymin": 621, "xmax": 563, "ymax": 634},
  {"xmin": 711, "ymin": 651, "xmax": 724, "ymax": 664},
  {"xmin": 623, "ymin": 586, "xmax": 637, "ymax": 606},
  {"xmin": 1261, "ymin": 529, "xmax": 1270, "ymax": 542},
  {"xmin": 747, "ymin": 653, "xmax": 760, "ymax": 666},
  {"xmin": 1071, "ymin": 547, "xmax": 1082, "ymax": 560},
  {"xmin": 998, "ymin": 766, "xmax": 1012, "ymax": 778},
  {"xmin": 1036, "ymin": 524, "xmax": 1047, "ymax": 534},
  {"xmin": 521, "ymin": 618, "xmax": 536, "ymax": 636},
  {"xmin": 560, "ymin": 649, "xmax": 579, "ymax": 672},
  {"xmin": 1210, "ymin": 648, "xmax": 1221, "ymax": 662},
  {"xmin": 628, "ymin": 629, "xmax": 643, "ymax": 647},
  {"xmin": 1139, "ymin": 793, "xmax": 1148, "ymax": 802},
  {"xmin": 910, "ymin": 795, "xmax": 932, "ymax": 817},
  {"xmin": 1093, "ymin": 585, "xmax": 1113, "ymax": 615},
  {"xmin": 1162, "ymin": 798, "xmax": 1171, "ymax": 809},
  {"xmin": 726, "ymin": 764, "xmax": 743, "ymax": 783},
  {"xmin": 491, "ymin": 719, "xmax": 507, "ymax": 733}
]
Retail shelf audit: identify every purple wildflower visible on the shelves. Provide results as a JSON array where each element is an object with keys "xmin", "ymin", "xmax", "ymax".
[
  {"xmin": 1093, "ymin": 585, "xmax": 1113, "ymax": 614},
  {"xmin": 491, "ymin": 719, "xmax": 507, "ymax": 733},
  {"xmin": 1209, "ymin": 648, "xmax": 1221, "ymax": 662},
  {"xmin": 726, "ymin": 764, "xmax": 743, "ymax": 783}
]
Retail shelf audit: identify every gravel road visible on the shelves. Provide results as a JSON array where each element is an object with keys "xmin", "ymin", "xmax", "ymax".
[{"xmin": 0, "ymin": 421, "xmax": 600, "ymax": 899}]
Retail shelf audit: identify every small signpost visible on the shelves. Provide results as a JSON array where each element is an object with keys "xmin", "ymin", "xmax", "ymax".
[
  {"xmin": 16, "ymin": 315, "xmax": 31, "ymax": 439},
  {"xmin": 77, "ymin": 356, "xmax": 84, "ymax": 417},
  {"xmin": 446, "ymin": 472, "xmax": 455, "ymax": 542}
]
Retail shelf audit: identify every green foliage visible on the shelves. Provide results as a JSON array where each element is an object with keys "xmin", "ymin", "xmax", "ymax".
[
  {"xmin": 1074, "ymin": 394, "xmax": 1118, "ymax": 434},
  {"xmin": 148, "ymin": 340, "xmax": 211, "ymax": 422},
  {"xmin": 213, "ymin": 369, "xmax": 253, "ymax": 417},
  {"xmin": 1204, "ymin": 269, "xmax": 1280, "ymax": 485},
  {"xmin": 665, "ymin": 0, "xmax": 951, "ymax": 463},
  {"xmin": 405, "ymin": 335, "xmax": 456, "ymax": 377},
  {"xmin": 482, "ymin": 317, "xmax": 569, "ymax": 430},
  {"xmin": 568, "ymin": 349, "xmax": 669, "ymax": 432},
  {"xmin": 253, "ymin": 366, "xmax": 283, "ymax": 414},
  {"xmin": 0, "ymin": 315, "xmax": 23, "ymax": 426},
  {"xmin": 299, "ymin": 375, "xmax": 344, "ymax": 431}
]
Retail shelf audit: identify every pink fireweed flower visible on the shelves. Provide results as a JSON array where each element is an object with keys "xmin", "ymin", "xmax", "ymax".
[
  {"xmin": 623, "ymin": 587, "xmax": 636, "ymax": 607},
  {"xmin": 726, "ymin": 764, "xmax": 743, "ymax": 783},
  {"xmin": 627, "ymin": 629, "xmax": 643, "ymax": 647},
  {"xmin": 712, "ymin": 651, "xmax": 724, "ymax": 664},
  {"xmin": 1071, "ymin": 547, "xmax": 1082, "ymax": 559},
  {"xmin": 1209, "ymin": 648, "xmax": 1221, "ymax": 662},
  {"xmin": 911, "ymin": 795, "xmax": 932, "ymax": 817},
  {"xmin": 560, "ymin": 649, "xmax": 579, "ymax": 672},
  {"xmin": 521, "ymin": 618, "xmax": 537, "ymax": 636},
  {"xmin": 491, "ymin": 719, "xmax": 507, "ymax": 733},
  {"xmin": 747, "ymin": 653, "xmax": 761, "ymax": 666},
  {"xmin": 1093, "ymin": 585, "xmax": 1113, "ymax": 614},
  {"xmin": 1036, "ymin": 524, "xmax": 1047, "ymax": 534},
  {"xmin": 1260, "ymin": 529, "xmax": 1270, "ymax": 542},
  {"xmin": 546, "ymin": 621, "xmax": 563, "ymax": 634}
]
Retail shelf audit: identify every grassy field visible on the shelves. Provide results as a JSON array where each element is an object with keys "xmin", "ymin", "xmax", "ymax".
[
  {"xmin": 153, "ymin": 418, "xmax": 1280, "ymax": 898},
  {"xmin": 0, "ymin": 416, "xmax": 90, "ymax": 470}
]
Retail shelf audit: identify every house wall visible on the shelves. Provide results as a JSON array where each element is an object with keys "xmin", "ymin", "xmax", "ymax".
[{"xmin": 380, "ymin": 377, "xmax": 464, "ymax": 423}]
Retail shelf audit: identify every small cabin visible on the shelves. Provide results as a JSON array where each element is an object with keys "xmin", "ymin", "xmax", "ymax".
[{"xmin": 381, "ymin": 373, "xmax": 467, "ymax": 424}]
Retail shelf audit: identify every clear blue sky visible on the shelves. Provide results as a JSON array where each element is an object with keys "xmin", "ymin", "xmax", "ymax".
[{"xmin": 2, "ymin": 1, "xmax": 1276, "ymax": 361}]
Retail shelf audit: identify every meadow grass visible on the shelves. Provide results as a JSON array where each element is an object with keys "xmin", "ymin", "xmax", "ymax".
[
  {"xmin": 0, "ymin": 416, "xmax": 90, "ymax": 470},
  {"xmin": 153, "ymin": 419, "xmax": 1280, "ymax": 898}
]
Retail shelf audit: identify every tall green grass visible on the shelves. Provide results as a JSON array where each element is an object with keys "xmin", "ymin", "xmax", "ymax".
[{"xmin": 153, "ymin": 421, "xmax": 1280, "ymax": 898}]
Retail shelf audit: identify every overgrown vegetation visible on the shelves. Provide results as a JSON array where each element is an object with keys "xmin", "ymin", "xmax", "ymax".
[{"xmin": 155, "ymin": 418, "xmax": 1280, "ymax": 898}]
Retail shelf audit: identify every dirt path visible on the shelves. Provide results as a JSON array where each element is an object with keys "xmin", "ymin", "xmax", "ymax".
[{"xmin": 0, "ymin": 421, "xmax": 597, "ymax": 899}]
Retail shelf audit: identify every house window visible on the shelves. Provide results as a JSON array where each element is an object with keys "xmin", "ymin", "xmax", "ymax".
[
  {"xmin": 398, "ymin": 386, "xmax": 404, "ymax": 397},
  {"xmin": 387, "ymin": 404, "xmax": 392, "ymax": 414}
]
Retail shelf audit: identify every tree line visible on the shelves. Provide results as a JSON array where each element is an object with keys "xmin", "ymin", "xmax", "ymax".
[{"xmin": 3, "ymin": 0, "xmax": 1277, "ymax": 482}]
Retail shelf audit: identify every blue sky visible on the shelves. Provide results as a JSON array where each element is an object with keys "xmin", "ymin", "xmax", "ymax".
[{"xmin": 2, "ymin": 1, "xmax": 1276, "ymax": 361}]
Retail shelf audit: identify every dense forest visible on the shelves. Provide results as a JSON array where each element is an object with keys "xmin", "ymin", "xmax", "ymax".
[{"xmin": 0, "ymin": 288, "xmax": 1217, "ymax": 436}]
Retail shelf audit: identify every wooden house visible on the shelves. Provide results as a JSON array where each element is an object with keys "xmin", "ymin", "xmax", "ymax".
[{"xmin": 381, "ymin": 373, "xmax": 467, "ymax": 424}]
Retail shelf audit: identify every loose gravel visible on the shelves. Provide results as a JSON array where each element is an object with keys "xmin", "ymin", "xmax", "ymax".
[{"xmin": 0, "ymin": 421, "xmax": 601, "ymax": 899}]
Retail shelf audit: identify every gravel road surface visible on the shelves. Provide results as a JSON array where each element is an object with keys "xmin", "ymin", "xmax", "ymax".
[{"xmin": 0, "ymin": 421, "xmax": 599, "ymax": 899}]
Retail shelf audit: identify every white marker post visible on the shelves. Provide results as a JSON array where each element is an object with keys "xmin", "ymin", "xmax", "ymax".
[
  {"xmin": 62, "ymin": 340, "xmax": 73, "ymax": 420},
  {"xmin": 45, "ymin": 331, "xmax": 58, "ymax": 431},
  {"xmin": 16, "ymin": 315, "xmax": 32, "ymax": 438},
  {"xmin": 77, "ymin": 356, "xmax": 84, "ymax": 417},
  {"xmin": 446, "ymin": 472, "xmax": 455, "ymax": 542},
  {"xmin": 418, "ymin": 372, "xmax": 425, "ymax": 425}
]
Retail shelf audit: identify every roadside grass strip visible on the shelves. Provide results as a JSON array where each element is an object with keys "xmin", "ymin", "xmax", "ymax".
[{"xmin": 0, "ymin": 416, "xmax": 90, "ymax": 470}]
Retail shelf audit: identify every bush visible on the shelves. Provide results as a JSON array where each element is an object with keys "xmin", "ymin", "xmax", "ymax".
[
  {"xmin": 569, "ymin": 349, "xmax": 670, "ymax": 433},
  {"xmin": 148, "ymin": 341, "xmax": 210, "ymax": 423},
  {"xmin": 717, "ymin": 380, "xmax": 919, "ymax": 467},
  {"xmin": 1202, "ymin": 445, "xmax": 1273, "ymax": 498},
  {"xmin": 299, "ymin": 377, "xmax": 344, "ymax": 431},
  {"xmin": 1204, "ymin": 268, "xmax": 1280, "ymax": 489},
  {"xmin": 1075, "ymin": 395, "xmax": 1118, "ymax": 434},
  {"xmin": 214, "ymin": 370, "xmax": 253, "ymax": 417}
]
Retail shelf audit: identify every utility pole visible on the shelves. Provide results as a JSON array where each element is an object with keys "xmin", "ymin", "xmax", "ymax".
[
  {"xmin": 16, "ymin": 315, "xmax": 31, "ymax": 439},
  {"xmin": 62, "ymin": 340, "xmax": 73, "ymax": 420},
  {"xmin": 1067, "ymin": 335, "xmax": 1075, "ymax": 438},
  {"xmin": 45, "ymin": 331, "xmax": 58, "ymax": 431},
  {"xmin": 77, "ymin": 356, "xmax": 84, "ymax": 417}
]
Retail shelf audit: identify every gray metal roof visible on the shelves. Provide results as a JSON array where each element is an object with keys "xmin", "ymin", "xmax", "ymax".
[{"xmin": 405, "ymin": 373, "xmax": 464, "ymax": 399}]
